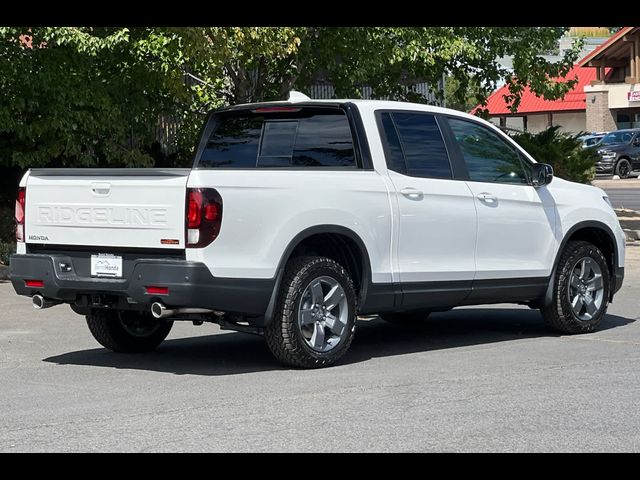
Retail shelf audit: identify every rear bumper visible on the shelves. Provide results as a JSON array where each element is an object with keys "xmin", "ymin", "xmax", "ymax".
[{"xmin": 9, "ymin": 253, "xmax": 274, "ymax": 317}]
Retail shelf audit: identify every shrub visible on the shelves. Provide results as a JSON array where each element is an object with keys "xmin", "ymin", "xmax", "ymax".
[
  {"xmin": 0, "ymin": 205, "xmax": 14, "ymax": 244},
  {"xmin": 0, "ymin": 241, "xmax": 14, "ymax": 266},
  {"xmin": 512, "ymin": 126, "xmax": 597, "ymax": 184},
  {"xmin": 0, "ymin": 204, "xmax": 16, "ymax": 265}
]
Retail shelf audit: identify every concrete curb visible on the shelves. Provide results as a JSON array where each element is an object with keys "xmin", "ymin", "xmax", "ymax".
[
  {"xmin": 0, "ymin": 265, "xmax": 9, "ymax": 281},
  {"xmin": 614, "ymin": 207, "xmax": 640, "ymax": 243},
  {"xmin": 624, "ymin": 229, "xmax": 640, "ymax": 242}
]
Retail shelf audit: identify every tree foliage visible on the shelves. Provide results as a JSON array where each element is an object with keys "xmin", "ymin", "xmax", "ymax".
[
  {"xmin": 179, "ymin": 27, "xmax": 581, "ymax": 111},
  {"xmin": 0, "ymin": 27, "xmax": 581, "ymax": 171},
  {"xmin": 0, "ymin": 27, "xmax": 194, "ymax": 169},
  {"xmin": 512, "ymin": 126, "xmax": 597, "ymax": 184},
  {"xmin": 444, "ymin": 74, "xmax": 484, "ymax": 112}
]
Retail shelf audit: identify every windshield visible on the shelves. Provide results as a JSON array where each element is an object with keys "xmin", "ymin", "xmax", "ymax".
[{"xmin": 601, "ymin": 131, "xmax": 635, "ymax": 145}]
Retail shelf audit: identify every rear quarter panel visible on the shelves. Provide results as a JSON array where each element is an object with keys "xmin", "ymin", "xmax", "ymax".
[{"xmin": 186, "ymin": 169, "xmax": 393, "ymax": 282}]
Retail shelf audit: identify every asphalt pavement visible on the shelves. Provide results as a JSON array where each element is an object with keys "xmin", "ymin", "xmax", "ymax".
[
  {"xmin": 606, "ymin": 188, "xmax": 640, "ymax": 211},
  {"xmin": 1, "ymin": 248, "xmax": 639, "ymax": 452},
  {"xmin": 593, "ymin": 177, "xmax": 640, "ymax": 211}
]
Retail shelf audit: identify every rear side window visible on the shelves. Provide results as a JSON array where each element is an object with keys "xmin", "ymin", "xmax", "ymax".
[
  {"xmin": 377, "ymin": 111, "xmax": 452, "ymax": 179},
  {"xmin": 198, "ymin": 109, "xmax": 356, "ymax": 169},
  {"xmin": 378, "ymin": 112, "xmax": 407, "ymax": 174}
]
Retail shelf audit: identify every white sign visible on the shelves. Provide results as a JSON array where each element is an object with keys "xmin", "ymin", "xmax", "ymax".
[
  {"xmin": 91, "ymin": 254, "xmax": 123, "ymax": 278},
  {"xmin": 628, "ymin": 91, "xmax": 640, "ymax": 102}
]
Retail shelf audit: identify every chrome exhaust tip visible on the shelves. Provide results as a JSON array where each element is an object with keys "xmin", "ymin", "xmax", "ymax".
[
  {"xmin": 33, "ymin": 294, "xmax": 45, "ymax": 309},
  {"xmin": 33, "ymin": 295, "xmax": 59, "ymax": 310},
  {"xmin": 151, "ymin": 302, "xmax": 214, "ymax": 319},
  {"xmin": 151, "ymin": 302, "xmax": 169, "ymax": 319}
]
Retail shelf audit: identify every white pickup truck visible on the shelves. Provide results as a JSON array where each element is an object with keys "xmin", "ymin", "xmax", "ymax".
[{"xmin": 10, "ymin": 94, "xmax": 626, "ymax": 368}]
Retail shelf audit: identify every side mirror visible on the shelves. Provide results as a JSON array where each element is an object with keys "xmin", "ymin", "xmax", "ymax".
[{"xmin": 531, "ymin": 163, "xmax": 553, "ymax": 187}]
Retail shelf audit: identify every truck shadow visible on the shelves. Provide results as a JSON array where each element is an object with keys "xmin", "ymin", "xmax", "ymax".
[{"xmin": 43, "ymin": 309, "xmax": 636, "ymax": 376}]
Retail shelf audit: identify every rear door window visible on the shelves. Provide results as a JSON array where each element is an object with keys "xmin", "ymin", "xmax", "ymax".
[
  {"xmin": 376, "ymin": 111, "xmax": 452, "ymax": 179},
  {"xmin": 198, "ymin": 109, "xmax": 357, "ymax": 169}
]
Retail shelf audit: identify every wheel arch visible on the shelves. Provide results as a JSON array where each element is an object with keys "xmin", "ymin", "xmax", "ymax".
[
  {"xmin": 261, "ymin": 225, "xmax": 373, "ymax": 326},
  {"xmin": 544, "ymin": 220, "xmax": 619, "ymax": 306}
]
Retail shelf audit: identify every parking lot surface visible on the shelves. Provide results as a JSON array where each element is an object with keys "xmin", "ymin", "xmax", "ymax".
[{"xmin": 1, "ymin": 247, "xmax": 639, "ymax": 452}]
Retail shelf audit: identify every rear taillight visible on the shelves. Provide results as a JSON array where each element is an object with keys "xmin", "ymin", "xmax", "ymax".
[
  {"xmin": 15, "ymin": 187, "xmax": 25, "ymax": 242},
  {"xmin": 186, "ymin": 188, "xmax": 222, "ymax": 248}
]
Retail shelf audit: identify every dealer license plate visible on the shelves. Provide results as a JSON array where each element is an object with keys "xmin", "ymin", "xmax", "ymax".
[{"xmin": 91, "ymin": 254, "xmax": 123, "ymax": 278}]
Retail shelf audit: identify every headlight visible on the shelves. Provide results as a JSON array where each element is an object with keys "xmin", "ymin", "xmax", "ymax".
[{"xmin": 601, "ymin": 152, "xmax": 616, "ymax": 159}]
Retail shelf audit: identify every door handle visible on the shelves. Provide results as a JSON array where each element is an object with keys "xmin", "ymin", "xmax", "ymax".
[
  {"xmin": 400, "ymin": 187, "xmax": 423, "ymax": 200},
  {"xmin": 92, "ymin": 182, "xmax": 111, "ymax": 196},
  {"xmin": 477, "ymin": 192, "xmax": 497, "ymax": 204}
]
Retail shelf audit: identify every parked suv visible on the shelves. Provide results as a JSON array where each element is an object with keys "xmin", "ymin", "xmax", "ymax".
[
  {"xmin": 10, "ymin": 94, "xmax": 626, "ymax": 368},
  {"xmin": 595, "ymin": 129, "xmax": 640, "ymax": 177}
]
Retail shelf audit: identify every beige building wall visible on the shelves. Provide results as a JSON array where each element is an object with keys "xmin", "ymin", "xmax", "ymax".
[
  {"xmin": 490, "ymin": 112, "xmax": 586, "ymax": 134},
  {"xmin": 550, "ymin": 112, "xmax": 587, "ymax": 133},
  {"xmin": 526, "ymin": 115, "xmax": 549, "ymax": 133},
  {"xmin": 527, "ymin": 113, "xmax": 586, "ymax": 133},
  {"xmin": 584, "ymin": 88, "xmax": 617, "ymax": 132}
]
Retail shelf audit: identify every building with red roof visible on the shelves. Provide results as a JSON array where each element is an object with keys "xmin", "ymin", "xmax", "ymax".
[
  {"xmin": 482, "ymin": 65, "xmax": 600, "ymax": 133},
  {"xmin": 480, "ymin": 30, "xmax": 640, "ymax": 134}
]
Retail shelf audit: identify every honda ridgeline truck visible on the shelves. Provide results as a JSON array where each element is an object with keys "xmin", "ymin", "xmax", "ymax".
[{"xmin": 9, "ymin": 93, "xmax": 626, "ymax": 368}]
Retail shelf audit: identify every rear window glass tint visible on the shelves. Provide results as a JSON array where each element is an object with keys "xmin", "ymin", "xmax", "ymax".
[{"xmin": 198, "ymin": 110, "xmax": 356, "ymax": 169}]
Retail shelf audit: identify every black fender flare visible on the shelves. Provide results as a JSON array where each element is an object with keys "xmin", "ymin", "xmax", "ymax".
[
  {"xmin": 261, "ymin": 225, "xmax": 373, "ymax": 326},
  {"xmin": 544, "ymin": 220, "xmax": 620, "ymax": 306}
]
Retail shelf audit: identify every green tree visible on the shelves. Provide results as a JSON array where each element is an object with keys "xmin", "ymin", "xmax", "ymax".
[
  {"xmin": 444, "ymin": 74, "xmax": 484, "ymax": 112},
  {"xmin": 179, "ymin": 27, "xmax": 581, "ymax": 113},
  {"xmin": 0, "ymin": 27, "xmax": 199, "ymax": 170},
  {"xmin": 0, "ymin": 27, "xmax": 581, "ymax": 172}
]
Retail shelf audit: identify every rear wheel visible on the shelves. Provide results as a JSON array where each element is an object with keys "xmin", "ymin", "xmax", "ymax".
[
  {"xmin": 615, "ymin": 158, "xmax": 632, "ymax": 178},
  {"xmin": 379, "ymin": 312, "xmax": 431, "ymax": 325},
  {"xmin": 265, "ymin": 256, "xmax": 357, "ymax": 368},
  {"xmin": 541, "ymin": 240, "xmax": 610, "ymax": 334},
  {"xmin": 86, "ymin": 309, "xmax": 173, "ymax": 353}
]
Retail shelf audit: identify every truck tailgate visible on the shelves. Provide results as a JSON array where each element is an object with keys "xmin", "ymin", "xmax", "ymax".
[{"xmin": 25, "ymin": 169, "xmax": 190, "ymax": 250}]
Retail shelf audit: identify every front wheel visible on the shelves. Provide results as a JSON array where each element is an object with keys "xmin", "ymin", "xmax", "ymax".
[
  {"xmin": 265, "ymin": 256, "xmax": 357, "ymax": 368},
  {"xmin": 615, "ymin": 158, "xmax": 632, "ymax": 179},
  {"xmin": 86, "ymin": 309, "xmax": 173, "ymax": 353},
  {"xmin": 541, "ymin": 240, "xmax": 610, "ymax": 334}
]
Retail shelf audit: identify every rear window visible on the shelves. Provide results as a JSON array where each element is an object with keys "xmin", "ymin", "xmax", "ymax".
[{"xmin": 197, "ymin": 108, "xmax": 357, "ymax": 169}]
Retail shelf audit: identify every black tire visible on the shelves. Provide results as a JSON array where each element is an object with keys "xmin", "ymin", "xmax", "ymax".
[
  {"xmin": 615, "ymin": 158, "xmax": 632, "ymax": 179},
  {"xmin": 86, "ymin": 309, "xmax": 173, "ymax": 353},
  {"xmin": 264, "ymin": 256, "xmax": 357, "ymax": 368},
  {"xmin": 541, "ymin": 240, "xmax": 610, "ymax": 334},
  {"xmin": 379, "ymin": 312, "xmax": 431, "ymax": 324}
]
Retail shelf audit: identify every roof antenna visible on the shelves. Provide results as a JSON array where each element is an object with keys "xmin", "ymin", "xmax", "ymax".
[{"xmin": 287, "ymin": 90, "xmax": 311, "ymax": 102}]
